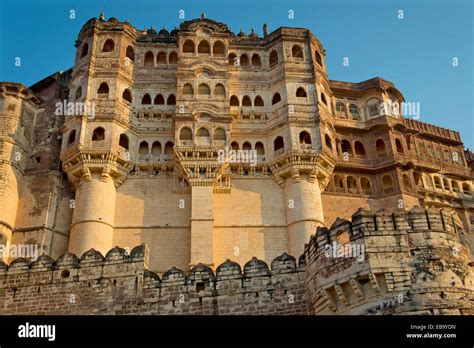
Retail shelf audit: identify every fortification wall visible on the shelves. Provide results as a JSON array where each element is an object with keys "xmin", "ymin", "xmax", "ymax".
[
  {"xmin": 0, "ymin": 245, "xmax": 307, "ymax": 315},
  {"xmin": 305, "ymin": 207, "xmax": 474, "ymax": 315}
]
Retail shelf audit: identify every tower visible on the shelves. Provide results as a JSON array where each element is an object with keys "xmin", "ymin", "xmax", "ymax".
[
  {"xmin": 61, "ymin": 16, "xmax": 134, "ymax": 256},
  {"xmin": 0, "ymin": 84, "xmax": 40, "ymax": 258}
]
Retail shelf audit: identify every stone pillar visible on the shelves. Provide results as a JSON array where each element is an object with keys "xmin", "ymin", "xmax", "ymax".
[
  {"xmin": 190, "ymin": 185, "xmax": 214, "ymax": 267},
  {"xmin": 68, "ymin": 172, "xmax": 116, "ymax": 256},
  {"xmin": 284, "ymin": 175, "xmax": 325, "ymax": 257}
]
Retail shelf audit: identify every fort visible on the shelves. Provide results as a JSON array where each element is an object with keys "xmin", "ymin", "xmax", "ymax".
[{"xmin": 0, "ymin": 14, "xmax": 473, "ymax": 314}]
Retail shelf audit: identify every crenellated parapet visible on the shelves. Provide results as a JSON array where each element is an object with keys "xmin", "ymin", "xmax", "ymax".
[
  {"xmin": 0, "ymin": 244, "xmax": 307, "ymax": 315},
  {"xmin": 304, "ymin": 206, "xmax": 474, "ymax": 315}
]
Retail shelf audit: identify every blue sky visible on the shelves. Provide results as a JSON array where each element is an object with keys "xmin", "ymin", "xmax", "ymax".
[{"xmin": 0, "ymin": 0, "xmax": 472, "ymax": 148}]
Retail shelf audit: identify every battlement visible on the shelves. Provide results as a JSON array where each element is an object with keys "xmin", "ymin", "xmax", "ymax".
[
  {"xmin": 0, "ymin": 245, "xmax": 307, "ymax": 315},
  {"xmin": 304, "ymin": 207, "xmax": 474, "ymax": 315}
]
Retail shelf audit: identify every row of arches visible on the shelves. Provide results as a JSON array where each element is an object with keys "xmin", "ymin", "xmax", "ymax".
[
  {"xmin": 230, "ymin": 95, "xmax": 264, "ymax": 107},
  {"xmin": 229, "ymin": 141, "xmax": 265, "ymax": 155},
  {"xmin": 96, "ymin": 83, "xmax": 177, "ymax": 105},
  {"xmin": 141, "ymin": 93, "xmax": 176, "ymax": 105},
  {"xmin": 227, "ymin": 45, "xmax": 303, "ymax": 69},
  {"xmin": 179, "ymin": 127, "xmax": 226, "ymax": 142},
  {"xmin": 182, "ymin": 39, "xmax": 225, "ymax": 55},
  {"xmin": 333, "ymin": 174, "xmax": 374, "ymax": 195},
  {"xmin": 182, "ymin": 83, "xmax": 225, "ymax": 97},
  {"xmin": 432, "ymin": 176, "xmax": 471, "ymax": 195},
  {"xmin": 143, "ymin": 51, "xmax": 178, "ymax": 66},
  {"xmin": 79, "ymin": 38, "xmax": 324, "ymax": 71},
  {"xmin": 323, "ymin": 136, "xmax": 405, "ymax": 158},
  {"xmin": 138, "ymin": 140, "xmax": 174, "ymax": 159}
]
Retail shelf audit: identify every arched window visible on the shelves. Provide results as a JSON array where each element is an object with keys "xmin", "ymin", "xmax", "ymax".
[
  {"xmin": 67, "ymin": 130, "xmax": 76, "ymax": 147},
  {"xmin": 154, "ymin": 94, "xmax": 164, "ymax": 105},
  {"xmin": 75, "ymin": 87, "xmax": 82, "ymax": 101},
  {"xmin": 251, "ymin": 54, "xmax": 261, "ymax": 67},
  {"xmin": 198, "ymin": 83, "xmax": 211, "ymax": 95},
  {"xmin": 347, "ymin": 176, "xmax": 358, "ymax": 194},
  {"xmin": 230, "ymin": 95, "xmax": 240, "ymax": 106},
  {"xmin": 334, "ymin": 175, "xmax": 344, "ymax": 191},
  {"xmin": 92, "ymin": 127, "xmax": 105, "ymax": 141},
  {"xmin": 272, "ymin": 93, "xmax": 281, "ymax": 105},
  {"xmin": 320, "ymin": 93, "xmax": 327, "ymax": 105},
  {"xmin": 240, "ymin": 54, "xmax": 249, "ymax": 66},
  {"xmin": 214, "ymin": 84, "xmax": 225, "ymax": 97},
  {"xmin": 443, "ymin": 178, "xmax": 450, "ymax": 191},
  {"xmin": 336, "ymin": 102, "xmax": 346, "ymax": 113},
  {"xmin": 269, "ymin": 50, "xmax": 278, "ymax": 66},
  {"xmin": 179, "ymin": 127, "xmax": 193, "ymax": 140},
  {"xmin": 213, "ymin": 41, "xmax": 225, "ymax": 56},
  {"xmin": 254, "ymin": 96, "xmax": 264, "ymax": 107},
  {"xmin": 122, "ymin": 89, "xmax": 132, "ymax": 103},
  {"xmin": 462, "ymin": 183, "xmax": 471, "ymax": 195},
  {"xmin": 341, "ymin": 140, "xmax": 351, "ymax": 155},
  {"xmin": 361, "ymin": 177, "xmax": 372, "ymax": 194},
  {"xmin": 255, "ymin": 142, "xmax": 265, "ymax": 155},
  {"xmin": 242, "ymin": 95, "xmax": 252, "ymax": 107},
  {"xmin": 97, "ymin": 82, "xmax": 109, "ymax": 97},
  {"xmin": 354, "ymin": 141, "xmax": 366, "ymax": 156},
  {"xmin": 198, "ymin": 40, "xmax": 210, "ymax": 54},
  {"xmin": 274, "ymin": 136, "xmax": 284, "ymax": 153},
  {"xmin": 102, "ymin": 39, "xmax": 114, "ymax": 52},
  {"xmin": 325, "ymin": 134, "xmax": 332, "ymax": 149},
  {"xmin": 452, "ymin": 180, "xmax": 460, "ymax": 193},
  {"xmin": 142, "ymin": 94, "xmax": 151, "ymax": 104},
  {"xmin": 119, "ymin": 133, "xmax": 129, "ymax": 150},
  {"xmin": 296, "ymin": 87, "xmax": 307, "ymax": 98},
  {"xmin": 183, "ymin": 40, "xmax": 195, "ymax": 53},
  {"xmin": 126, "ymin": 46, "xmax": 135, "ymax": 61},
  {"xmin": 349, "ymin": 104, "xmax": 359, "ymax": 118},
  {"xmin": 382, "ymin": 175, "xmax": 393, "ymax": 193},
  {"xmin": 167, "ymin": 94, "xmax": 176, "ymax": 105},
  {"xmin": 292, "ymin": 45, "xmax": 303, "ymax": 59},
  {"xmin": 299, "ymin": 131, "xmax": 312, "ymax": 145},
  {"xmin": 164, "ymin": 141, "xmax": 174, "ymax": 156},
  {"xmin": 376, "ymin": 139, "xmax": 386, "ymax": 155},
  {"xmin": 156, "ymin": 51, "xmax": 167, "ymax": 64},
  {"xmin": 368, "ymin": 102, "xmax": 379, "ymax": 117},
  {"xmin": 434, "ymin": 176, "xmax": 442, "ymax": 190},
  {"xmin": 139, "ymin": 141, "xmax": 149, "ymax": 157},
  {"xmin": 242, "ymin": 141, "xmax": 252, "ymax": 150},
  {"xmin": 197, "ymin": 127, "xmax": 210, "ymax": 137},
  {"xmin": 182, "ymin": 83, "xmax": 194, "ymax": 95},
  {"xmin": 151, "ymin": 141, "xmax": 161, "ymax": 157},
  {"xmin": 229, "ymin": 53, "xmax": 237, "ymax": 66},
  {"xmin": 315, "ymin": 51, "xmax": 322, "ymax": 66},
  {"xmin": 214, "ymin": 128, "xmax": 226, "ymax": 141},
  {"xmin": 231, "ymin": 141, "xmax": 239, "ymax": 150},
  {"xmin": 395, "ymin": 139, "xmax": 404, "ymax": 154},
  {"xmin": 169, "ymin": 52, "xmax": 178, "ymax": 64},
  {"xmin": 80, "ymin": 43, "xmax": 89, "ymax": 58},
  {"xmin": 144, "ymin": 51, "xmax": 154, "ymax": 66}
]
